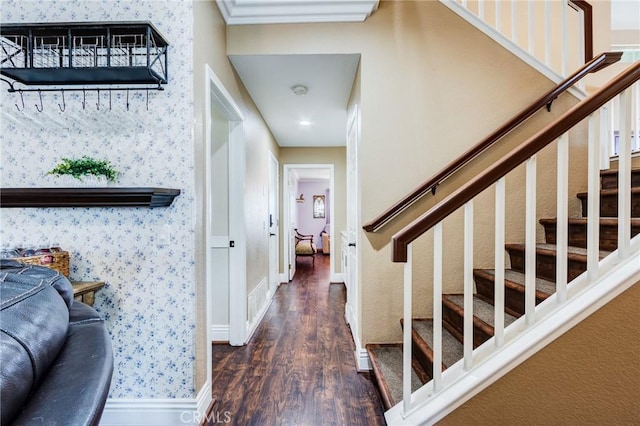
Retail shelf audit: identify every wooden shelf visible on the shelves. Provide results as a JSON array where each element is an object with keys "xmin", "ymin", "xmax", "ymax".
[
  {"xmin": 71, "ymin": 281, "xmax": 105, "ymax": 307},
  {"xmin": 0, "ymin": 187, "xmax": 180, "ymax": 208}
]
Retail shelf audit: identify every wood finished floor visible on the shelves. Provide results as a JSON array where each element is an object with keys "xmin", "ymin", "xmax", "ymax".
[{"xmin": 209, "ymin": 254, "xmax": 386, "ymax": 426}]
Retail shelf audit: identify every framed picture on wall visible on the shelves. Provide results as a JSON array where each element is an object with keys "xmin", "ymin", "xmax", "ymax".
[{"xmin": 313, "ymin": 195, "xmax": 325, "ymax": 218}]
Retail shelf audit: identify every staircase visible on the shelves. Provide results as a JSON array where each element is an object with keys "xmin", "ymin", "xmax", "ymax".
[{"xmin": 367, "ymin": 167, "xmax": 640, "ymax": 410}]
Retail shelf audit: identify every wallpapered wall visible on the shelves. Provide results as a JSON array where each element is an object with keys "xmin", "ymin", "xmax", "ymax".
[{"xmin": 0, "ymin": 0, "xmax": 196, "ymax": 399}]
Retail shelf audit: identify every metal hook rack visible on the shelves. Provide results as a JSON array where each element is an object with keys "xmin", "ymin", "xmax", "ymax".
[
  {"xmin": 58, "ymin": 89, "xmax": 66, "ymax": 112},
  {"xmin": 35, "ymin": 89, "xmax": 43, "ymax": 112},
  {"xmin": 0, "ymin": 21, "xmax": 168, "ymax": 109},
  {"xmin": 6, "ymin": 85, "xmax": 162, "ymax": 113},
  {"xmin": 14, "ymin": 88, "xmax": 24, "ymax": 112}
]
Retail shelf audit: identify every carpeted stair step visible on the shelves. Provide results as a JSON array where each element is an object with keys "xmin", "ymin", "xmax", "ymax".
[
  {"xmin": 599, "ymin": 168, "xmax": 640, "ymax": 190},
  {"xmin": 474, "ymin": 269, "xmax": 555, "ymax": 317},
  {"xmin": 577, "ymin": 187, "xmax": 640, "ymax": 218},
  {"xmin": 442, "ymin": 294, "xmax": 518, "ymax": 348},
  {"xmin": 539, "ymin": 217, "xmax": 640, "ymax": 251},
  {"xmin": 405, "ymin": 318, "xmax": 464, "ymax": 378},
  {"xmin": 365, "ymin": 343, "xmax": 429, "ymax": 410},
  {"xmin": 505, "ymin": 243, "xmax": 610, "ymax": 282}
]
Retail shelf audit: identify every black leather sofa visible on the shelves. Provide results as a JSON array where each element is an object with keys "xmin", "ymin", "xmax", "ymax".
[{"xmin": 0, "ymin": 260, "xmax": 113, "ymax": 425}]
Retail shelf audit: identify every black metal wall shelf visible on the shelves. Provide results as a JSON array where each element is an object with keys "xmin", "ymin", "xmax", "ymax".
[
  {"xmin": 0, "ymin": 21, "xmax": 168, "ymax": 91},
  {"xmin": 0, "ymin": 187, "xmax": 180, "ymax": 208}
]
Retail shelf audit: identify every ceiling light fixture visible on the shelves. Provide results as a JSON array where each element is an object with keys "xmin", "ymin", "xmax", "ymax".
[
  {"xmin": 291, "ymin": 84, "xmax": 308, "ymax": 96},
  {"xmin": 299, "ymin": 120, "xmax": 311, "ymax": 126}
]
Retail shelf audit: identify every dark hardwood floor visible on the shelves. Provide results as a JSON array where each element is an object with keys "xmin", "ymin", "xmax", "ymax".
[{"xmin": 209, "ymin": 254, "xmax": 386, "ymax": 425}]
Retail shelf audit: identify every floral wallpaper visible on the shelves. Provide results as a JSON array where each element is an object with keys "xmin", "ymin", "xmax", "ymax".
[{"xmin": 0, "ymin": 0, "xmax": 196, "ymax": 399}]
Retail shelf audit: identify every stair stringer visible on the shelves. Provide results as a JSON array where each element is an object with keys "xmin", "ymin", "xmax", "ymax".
[
  {"xmin": 438, "ymin": 0, "xmax": 587, "ymax": 102},
  {"xmin": 384, "ymin": 236, "xmax": 640, "ymax": 426}
]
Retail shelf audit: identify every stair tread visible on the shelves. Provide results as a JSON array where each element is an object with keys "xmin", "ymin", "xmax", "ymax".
[
  {"xmin": 412, "ymin": 319, "xmax": 463, "ymax": 368},
  {"xmin": 576, "ymin": 187, "xmax": 640, "ymax": 198},
  {"xmin": 599, "ymin": 168, "xmax": 640, "ymax": 175},
  {"xmin": 366, "ymin": 343, "xmax": 424, "ymax": 409},
  {"xmin": 475, "ymin": 269, "xmax": 556, "ymax": 296},
  {"xmin": 539, "ymin": 217, "xmax": 640, "ymax": 225},
  {"xmin": 505, "ymin": 243, "xmax": 610, "ymax": 259},
  {"xmin": 444, "ymin": 294, "xmax": 518, "ymax": 328}
]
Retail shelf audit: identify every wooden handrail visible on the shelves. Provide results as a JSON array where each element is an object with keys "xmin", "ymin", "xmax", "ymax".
[
  {"xmin": 392, "ymin": 61, "xmax": 640, "ymax": 262},
  {"xmin": 363, "ymin": 52, "xmax": 622, "ymax": 233},
  {"xmin": 569, "ymin": 0, "xmax": 593, "ymax": 62}
]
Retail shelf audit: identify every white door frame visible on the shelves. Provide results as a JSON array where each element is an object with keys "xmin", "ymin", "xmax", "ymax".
[
  {"xmin": 346, "ymin": 103, "xmax": 364, "ymax": 369},
  {"xmin": 205, "ymin": 65, "xmax": 247, "ymax": 354},
  {"xmin": 268, "ymin": 151, "xmax": 280, "ymax": 294},
  {"xmin": 282, "ymin": 163, "xmax": 335, "ymax": 281}
]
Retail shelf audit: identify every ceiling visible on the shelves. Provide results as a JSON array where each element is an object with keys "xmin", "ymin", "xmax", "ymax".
[
  {"xmin": 293, "ymin": 168, "xmax": 331, "ymax": 181},
  {"xmin": 229, "ymin": 54, "xmax": 360, "ymax": 147}
]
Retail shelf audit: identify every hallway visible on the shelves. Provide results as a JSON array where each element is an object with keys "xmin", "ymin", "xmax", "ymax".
[{"xmin": 210, "ymin": 255, "xmax": 386, "ymax": 425}]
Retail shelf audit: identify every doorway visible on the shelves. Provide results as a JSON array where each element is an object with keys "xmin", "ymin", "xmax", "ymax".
[
  {"xmin": 345, "ymin": 105, "xmax": 360, "ymax": 356},
  {"xmin": 283, "ymin": 164, "xmax": 335, "ymax": 281},
  {"xmin": 268, "ymin": 152, "xmax": 279, "ymax": 295},
  {"xmin": 205, "ymin": 65, "xmax": 247, "ymax": 354}
]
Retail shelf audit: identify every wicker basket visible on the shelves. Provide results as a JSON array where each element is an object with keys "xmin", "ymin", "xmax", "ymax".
[{"xmin": 12, "ymin": 251, "xmax": 70, "ymax": 277}]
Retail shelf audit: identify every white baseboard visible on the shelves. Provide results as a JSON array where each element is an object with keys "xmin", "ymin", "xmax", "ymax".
[
  {"xmin": 343, "ymin": 302, "xmax": 370, "ymax": 371},
  {"xmin": 355, "ymin": 346, "xmax": 372, "ymax": 371},
  {"xmin": 279, "ymin": 272, "xmax": 289, "ymax": 283},
  {"xmin": 101, "ymin": 381, "xmax": 211, "ymax": 425},
  {"xmin": 195, "ymin": 383, "xmax": 213, "ymax": 423},
  {"xmin": 211, "ymin": 325, "xmax": 229, "ymax": 342},
  {"xmin": 330, "ymin": 272, "xmax": 344, "ymax": 283},
  {"xmin": 246, "ymin": 277, "xmax": 273, "ymax": 342}
]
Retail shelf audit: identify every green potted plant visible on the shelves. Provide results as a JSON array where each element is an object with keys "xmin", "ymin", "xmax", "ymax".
[{"xmin": 48, "ymin": 156, "xmax": 120, "ymax": 186}]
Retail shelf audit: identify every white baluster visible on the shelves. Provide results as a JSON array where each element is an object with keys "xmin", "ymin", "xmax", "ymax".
[
  {"xmin": 528, "ymin": 0, "xmax": 535, "ymax": 55},
  {"xmin": 577, "ymin": 8, "xmax": 586, "ymax": 89},
  {"xmin": 496, "ymin": 0, "xmax": 502, "ymax": 32},
  {"xmin": 556, "ymin": 134, "xmax": 569, "ymax": 303},
  {"xmin": 494, "ymin": 178, "xmax": 506, "ymax": 347},
  {"xmin": 433, "ymin": 222, "xmax": 443, "ymax": 391},
  {"xmin": 587, "ymin": 114, "xmax": 601, "ymax": 282},
  {"xmin": 544, "ymin": 0, "xmax": 551, "ymax": 66},
  {"xmin": 610, "ymin": 99, "xmax": 617, "ymax": 156},
  {"xmin": 403, "ymin": 244, "xmax": 413, "ymax": 414},
  {"xmin": 633, "ymin": 83, "xmax": 639, "ymax": 153},
  {"xmin": 618, "ymin": 90, "xmax": 632, "ymax": 258},
  {"xmin": 561, "ymin": 0, "xmax": 568, "ymax": 75},
  {"xmin": 464, "ymin": 200, "xmax": 474, "ymax": 370},
  {"xmin": 511, "ymin": 0, "xmax": 518, "ymax": 42},
  {"xmin": 600, "ymin": 104, "xmax": 611, "ymax": 170},
  {"xmin": 525, "ymin": 155, "xmax": 537, "ymax": 326},
  {"xmin": 478, "ymin": 0, "xmax": 485, "ymax": 20}
]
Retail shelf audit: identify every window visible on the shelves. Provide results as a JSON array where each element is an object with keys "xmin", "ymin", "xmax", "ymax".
[{"xmin": 313, "ymin": 195, "xmax": 325, "ymax": 218}]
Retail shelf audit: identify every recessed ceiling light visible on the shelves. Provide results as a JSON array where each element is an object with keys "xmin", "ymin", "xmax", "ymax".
[
  {"xmin": 299, "ymin": 120, "xmax": 312, "ymax": 126},
  {"xmin": 291, "ymin": 85, "xmax": 308, "ymax": 96}
]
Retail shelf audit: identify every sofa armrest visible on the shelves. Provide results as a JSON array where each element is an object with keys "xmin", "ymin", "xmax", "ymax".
[
  {"xmin": 13, "ymin": 302, "xmax": 113, "ymax": 426},
  {"xmin": 322, "ymin": 233, "xmax": 331, "ymax": 254}
]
